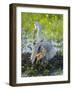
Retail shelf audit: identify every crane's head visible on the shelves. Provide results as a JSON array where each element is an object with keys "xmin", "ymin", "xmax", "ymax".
[{"xmin": 34, "ymin": 21, "xmax": 42, "ymax": 31}]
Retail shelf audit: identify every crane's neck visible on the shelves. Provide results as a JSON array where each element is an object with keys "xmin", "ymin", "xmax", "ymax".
[
  {"xmin": 34, "ymin": 22, "xmax": 42, "ymax": 42},
  {"xmin": 36, "ymin": 29, "xmax": 42, "ymax": 43}
]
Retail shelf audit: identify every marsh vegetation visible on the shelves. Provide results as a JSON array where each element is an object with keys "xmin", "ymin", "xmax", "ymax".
[{"xmin": 21, "ymin": 13, "xmax": 63, "ymax": 77}]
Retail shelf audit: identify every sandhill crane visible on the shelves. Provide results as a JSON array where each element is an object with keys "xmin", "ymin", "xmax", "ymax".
[{"xmin": 31, "ymin": 21, "xmax": 62, "ymax": 64}]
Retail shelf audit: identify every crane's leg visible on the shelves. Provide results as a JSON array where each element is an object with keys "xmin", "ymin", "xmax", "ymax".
[{"xmin": 31, "ymin": 42, "xmax": 41, "ymax": 64}]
